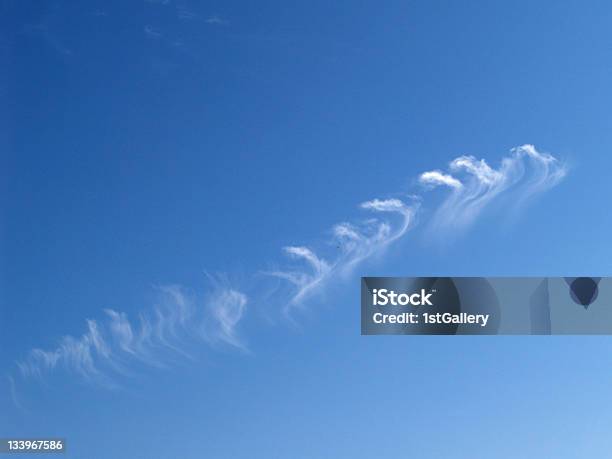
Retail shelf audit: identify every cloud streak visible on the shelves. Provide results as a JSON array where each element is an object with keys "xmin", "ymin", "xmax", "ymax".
[
  {"xmin": 204, "ymin": 287, "xmax": 248, "ymax": 349},
  {"xmin": 419, "ymin": 171, "xmax": 463, "ymax": 189},
  {"xmin": 268, "ymin": 198, "xmax": 418, "ymax": 313},
  {"xmin": 269, "ymin": 145, "xmax": 565, "ymax": 312},
  {"xmin": 14, "ymin": 282, "xmax": 248, "ymax": 388},
  {"xmin": 10, "ymin": 143, "xmax": 566, "ymax": 402},
  {"xmin": 419, "ymin": 144, "xmax": 567, "ymax": 233},
  {"xmin": 17, "ymin": 319, "xmax": 111, "ymax": 382}
]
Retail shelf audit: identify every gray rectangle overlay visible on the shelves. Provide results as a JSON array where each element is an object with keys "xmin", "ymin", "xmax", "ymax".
[{"xmin": 361, "ymin": 277, "xmax": 611, "ymax": 335}]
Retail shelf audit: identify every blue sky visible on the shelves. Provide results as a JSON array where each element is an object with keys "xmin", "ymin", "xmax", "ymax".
[{"xmin": 2, "ymin": 0, "xmax": 612, "ymax": 457}]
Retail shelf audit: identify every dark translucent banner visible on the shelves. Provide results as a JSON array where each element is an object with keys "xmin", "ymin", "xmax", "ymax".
[{"xmin": 361, "ymin": 277, "xmax": 610, "ymax": 335}]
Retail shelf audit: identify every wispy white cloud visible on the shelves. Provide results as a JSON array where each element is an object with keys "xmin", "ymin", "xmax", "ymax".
[
  {"xmin": 270, "ymin": 146, "xmax": 563, "ymax": 312},
  {"xmin": 17, "ymin": 319, "xmax": 111, "ymax": 382},
  {"xmin": 419, "ymin": 170, "xmax": 463, "ymax": 189},
  {"xmin": 8, "ymin": 376, "xmax": 25, "ymax": 411},
  {"xmin": 11, "ymin": 143, "xmax": 567, "ymax": 402},
  {"xmin": 267, "ymin": 246, "xmax": 331, "ymax": 307},
  {"xmin": 15, "ymin": 281, "xmax": 248, "ymax": 389},
  {"xmin": 204, "ymin": 287, "xmax": 248, "ymax": 350},
  {"xmin": 510, "ymin": 144, "xmax": 568, "ymax": 202},
  {"xmin": 268, "ymin": 198, "xmax": 418, "ymax": 313},
  {"xmin": 420, "ymin": 144, "xmax": 567, "ymax": 233},
  {"xmin": 105, "ymin": 310, "xmax": 137, "ymax": 355}
]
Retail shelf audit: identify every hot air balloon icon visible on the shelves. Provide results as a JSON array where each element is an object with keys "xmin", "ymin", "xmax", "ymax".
[{"xmin": 564, "ymin": 277, "xmax": 601, "ymax": 309}]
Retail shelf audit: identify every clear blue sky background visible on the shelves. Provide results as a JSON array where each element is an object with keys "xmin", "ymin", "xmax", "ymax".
[{"xmin": 2, "ymin": 1, "xmax": 612, "ymax": 457}]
